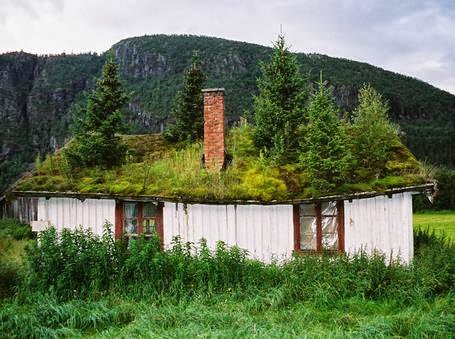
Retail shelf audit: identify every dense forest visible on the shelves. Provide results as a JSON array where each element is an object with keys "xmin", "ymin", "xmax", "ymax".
[{"xmin": 1, "ymin": 34, "xmax": 454, "ymax": 193}]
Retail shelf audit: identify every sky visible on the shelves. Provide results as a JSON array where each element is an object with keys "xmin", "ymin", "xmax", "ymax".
[{"xmin": 1, "ymin": 0, "xmax": 454, "ymax": 94}]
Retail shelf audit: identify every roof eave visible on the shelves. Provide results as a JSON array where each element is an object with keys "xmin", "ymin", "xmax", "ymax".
[{"xmin": 7, "ymin": 183, "xmax": 436, "ymax": 205}]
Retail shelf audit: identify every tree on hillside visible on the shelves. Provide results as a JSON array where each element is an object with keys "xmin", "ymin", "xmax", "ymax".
[
  {"xmin": 300, "ymin": 76, "xmax": 351, "ymax": 191},
  {"xmin": 165, "ymin": 54, "xmax": 206, "ymax": 142},
  {"xmin": 66, "ymin": 56, "xmax": 129, "ymax": 168},
  {"xmin": 253, "ymin": 35, "xmax": 308, "ymax": 162},
  {"xmin": 350, "ymin": 84, "xmax": 399, "ymax": 178}
]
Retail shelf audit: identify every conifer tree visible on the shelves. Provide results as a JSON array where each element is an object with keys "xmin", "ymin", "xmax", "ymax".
[
  {"xmin": 300, "ymin": 76, "xmax": 351, "ymax": 191},
  {"xmin": 253, "ymin": 35, "xmax": 308, "ymax": 162},
  {"xmin": 66, "ymin": 56, "xmax": 128, "ymax": 168},
  {"xmin": 165, "ymin": 55, "xmax": 206, "ymax": 142},
  {"xmin": 351, "ymin": 84, "xmax": 399, "ymax": 178}
]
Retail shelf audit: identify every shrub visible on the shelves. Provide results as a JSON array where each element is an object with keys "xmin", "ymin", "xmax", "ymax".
[{"xmin": 0, "ymin": 219, "xmax": 34, "ymax": 240}]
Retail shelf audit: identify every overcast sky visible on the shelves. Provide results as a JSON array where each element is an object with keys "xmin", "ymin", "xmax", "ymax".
[{"xmin": 1, "ymin": 0, "xmax": 454, "ymax": 94}]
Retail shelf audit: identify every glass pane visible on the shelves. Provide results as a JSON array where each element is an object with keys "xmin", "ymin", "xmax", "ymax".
[
  {"xmin": 300, "ymin": 204, "xmax": 316, "ymax": 216},
  {"xmin": 300, "ymin": 216, "xmax": 317, "ymax": 250},
  {"xmin": 321, "ymin": 217, "xmax": 338, "ymax": 250},
  {"xmin": 143, "ymin": 203, "xmax": 157, "ymax": 218},
  {"xmin": 321, "ymin": 201, "xmax": 337, "ymax": 216},
  {"xmin": 124, "ymin": 219, "xmax": 138, "ymax": 234},
  {"xmin": 143, "ymin": 218, "xmax": 156, "ymax": 234},
  {"xmin": 124, "ymin": 202, "xmax": 138, "ymax": 218}
]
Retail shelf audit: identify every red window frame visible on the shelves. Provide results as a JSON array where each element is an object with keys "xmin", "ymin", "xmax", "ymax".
[
  {"xmin": 293, "ymin": 201, "xmax": 345, "ymax": 253},
  {"xmin": 115, "ymin": 201, "xmax": 164, "ymax": 246}
]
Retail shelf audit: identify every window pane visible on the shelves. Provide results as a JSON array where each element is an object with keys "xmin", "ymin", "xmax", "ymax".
[
  {"xmin": 321, "ymin": 217, "xmax": 338, "ymax": 250},
  {"xmin": 300, "ymin": 216, "xmax": 317, "ymax": 250},
  {"xmin": 124, "ymin": 219, "xmax": 138, "ymax": 234},
  {"xmin": 124, "ymin": 203, "xmax": 138, "ymax": 218},
  {"xmin": 300, "ymin": 204, "xmax": 316, "ymax": 216},
  {"xmin": 143, "ymin": 219, "xmax": 156, "ymax": 234},
  {"xmin": 143, "ymin": 203, "xmax": 157, "ymax": 218},
  {"xmin": 321, "ymin": 201, "xmax": 337, "ymax": 216}
]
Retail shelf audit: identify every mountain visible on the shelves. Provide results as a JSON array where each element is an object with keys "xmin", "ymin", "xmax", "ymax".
[{"xmin": 1, "ymin": 34, "xmax": 454, "ymax": 192}]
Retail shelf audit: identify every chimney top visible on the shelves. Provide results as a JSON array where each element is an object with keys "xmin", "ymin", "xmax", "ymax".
[{"xmin": 201, "ymin": 88, "xmax": 225, "ymax": 93}]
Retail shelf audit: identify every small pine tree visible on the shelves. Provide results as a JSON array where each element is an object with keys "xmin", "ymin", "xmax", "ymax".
[
  {"xmin": 351, "ymin": 84, "xmax": 399, "ymax": 178},
  {"xmin": 66, "ymin": 56, "xmax": 128, "ymax": 168},
  {"xmin": 165, "ymin": 55, "xmax": 206, "ymax": 142},
  {"xmin": 300, "ymin": 76, "xmax": 351, "ymax": 191},
  {"xmin": 253, "ymin": 35, "xmax": 308, "ymax": 162}
]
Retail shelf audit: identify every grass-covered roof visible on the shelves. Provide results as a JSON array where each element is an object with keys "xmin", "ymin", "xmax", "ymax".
[{"xmin": 12, "ymin": 124, "xmax": 431, "ymax": 203}]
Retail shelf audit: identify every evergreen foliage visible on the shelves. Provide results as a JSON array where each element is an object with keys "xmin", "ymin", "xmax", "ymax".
[
  {"xmin": 299, "ymin": 77, "xmax": 351, "ymax": 191},
  {"xmin": 252, "ymin": 35, "xmax": 308, "ymax": 162},
  {"xmin": 65, "ymin": 57, "xmax": 128, "ymax": 168},
  {"xmin": 350, "ymin": 84, "xmax": 399, "ymax": 179},
  {"xmin": 165, "ymin": 55, "xmax": 206, "ymax": 142}
]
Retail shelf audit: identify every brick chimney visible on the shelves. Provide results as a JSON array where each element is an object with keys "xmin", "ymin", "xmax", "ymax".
[{"xmin": 202, "ymin": 88, "xmax": 225, "ymax": 170}]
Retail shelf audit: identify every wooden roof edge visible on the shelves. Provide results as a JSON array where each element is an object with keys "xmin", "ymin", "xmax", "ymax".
[{"xmin": 7, "ymin": 183, "xmax": 435, "ymax": 205}]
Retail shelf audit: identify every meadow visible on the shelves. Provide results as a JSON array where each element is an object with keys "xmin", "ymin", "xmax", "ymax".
[{"xmin": 0, "ymin": 214, "xmax": 453, "ymax": 338}]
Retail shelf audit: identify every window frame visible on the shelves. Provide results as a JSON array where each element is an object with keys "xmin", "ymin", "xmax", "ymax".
[
  {"xmin": 293, "ymin": 201, "xmax": 345, "ymax": 253},
  {"xmin": 115, "ymin": 200, "xmax": 164, "ymax": 246}
]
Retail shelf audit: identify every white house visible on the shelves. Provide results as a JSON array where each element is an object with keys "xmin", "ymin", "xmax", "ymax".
[{"xmin": 0, "ymin": 89, "xmax": 434, "ymax": 264}]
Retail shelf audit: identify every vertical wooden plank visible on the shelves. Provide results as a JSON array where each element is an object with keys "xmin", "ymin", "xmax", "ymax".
[
  {"xmin": 337, "ymin": 201, "xmax": 345, "ymax": 252},
  {"xmin": 316, "ymin": 203, "xmax": 322, "ymax": 251},
  {"xmin": 293, "ymin": 204, "xmax": 301, "ymax": 252},
  {"xmin": 156, "ymin": 202, "xmax": 164, "ymax": 249},
  {"xmin": 115, "ymin": 201, "xmax": 123, "ymax": 239}
]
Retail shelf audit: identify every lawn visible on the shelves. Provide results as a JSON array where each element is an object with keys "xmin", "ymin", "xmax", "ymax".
[{"xmin": 413, "ymin": 210, "xmax": 455, "ymax": 241}]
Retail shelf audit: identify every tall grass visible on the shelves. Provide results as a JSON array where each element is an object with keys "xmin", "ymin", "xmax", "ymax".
[
  {"xmin": 19, "ymin": 224, "xmax": 455, "ymax": 304},
  {"xmin": 0, "ymin": 224, "xmax": 453, "ymax": 337}
]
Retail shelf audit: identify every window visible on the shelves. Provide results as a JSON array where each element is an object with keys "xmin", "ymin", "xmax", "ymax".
[
  {"xmin": 115, "ymin": 201, "xmax": 163, "ymax": 240},
  {"xmin": 294, "ymin": 201, "xmax": 344, "ymax": 252}
]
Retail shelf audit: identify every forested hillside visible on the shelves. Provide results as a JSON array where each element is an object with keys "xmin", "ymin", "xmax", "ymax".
[{"xmin": 1, "ymin": 34, "xmax": 454, "ymax": 192}]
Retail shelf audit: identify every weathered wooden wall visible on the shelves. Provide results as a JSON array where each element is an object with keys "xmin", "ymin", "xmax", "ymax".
[
  {"xmin": 163, "ymin": 203, "xmax": 294, "ymax": 262},
  {"xmin": 344, "ymin": 192, "xmax": 413, "ymax": 264},
  {"xmin": 0, "ymin": 197, "xmax": 38, "ymax": 223},
  {"xmin": 22, "ymin": 193, "xmax": 414, "ymax": 264},
  {"xmin": 37, "ymin": 198, "xmax": 116, "ymax": 235}
]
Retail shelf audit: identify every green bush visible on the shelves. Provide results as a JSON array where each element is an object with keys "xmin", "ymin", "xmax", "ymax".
[
  {"xmin": 0, "ymin": 261, "xmax": 21, "ymax": 299},
  {"xmin": 0, "ymin": 219, "xmax": 34, "ymax": 240},
  {"xmin": 414, "ymin": 167, "xmax": 455, "ymax": 211}
]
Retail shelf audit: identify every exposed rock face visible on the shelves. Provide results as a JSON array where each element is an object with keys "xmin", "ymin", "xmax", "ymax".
[{"xmin": 1, "ymin": 34, "xmax": 455, "ymax": 191}]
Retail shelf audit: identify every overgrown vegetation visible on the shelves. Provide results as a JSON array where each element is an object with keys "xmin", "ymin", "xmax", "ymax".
[
  {"xmin": 0, "ymin": 223, "xmax": 453, "ymax": 337},
  {"xmin": 165, "ymin": 54, "xmax": 206, "ymax": 142},
  {"xmin": 14, "ymin": 123, "xmax": 425, "ymax": 201},
  {"xmin": 65, "ymin": 56, "xmax": 129, "ymax": 168}
]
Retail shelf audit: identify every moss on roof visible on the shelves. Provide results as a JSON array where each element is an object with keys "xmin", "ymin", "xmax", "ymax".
[{"xmin": 13, "ymin": 125, "xmax": 429, "ymax": 202}]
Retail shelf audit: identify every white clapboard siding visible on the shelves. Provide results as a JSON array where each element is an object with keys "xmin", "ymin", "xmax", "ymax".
[
  {"xmin": 344, "ymin": 192, "xmax": 413, "ymax": 264},
  {"xmin": 163, "ymin": 203, "xmax": 294, "ymax": 262},
  {"xmin": 37, "ymin": 198, "xmax": 116, "ymax": 235}
]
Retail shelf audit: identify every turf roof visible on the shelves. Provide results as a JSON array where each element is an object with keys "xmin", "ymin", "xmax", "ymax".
[{"xmin": 12, "ymin": 125, "xmax": 431, "ymax": 203}]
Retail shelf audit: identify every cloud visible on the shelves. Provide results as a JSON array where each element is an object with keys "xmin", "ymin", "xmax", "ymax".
[{"xmin": 0, "ymin": 0, "xmax": 453, "ymax": 94}]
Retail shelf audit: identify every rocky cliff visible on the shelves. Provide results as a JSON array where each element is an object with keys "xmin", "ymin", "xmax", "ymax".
[{"xmin": 1, "ymin": 34, "xmax": 454, "ymax": 192}]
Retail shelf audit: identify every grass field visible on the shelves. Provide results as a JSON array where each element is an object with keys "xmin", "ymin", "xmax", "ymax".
[
  {"xmin": 413, "ymin": 210, "xmax": 455, "ymax": 241},
  {"xmin": 0, "ymin": 216, "xmax": 454, "ymax": 338}
]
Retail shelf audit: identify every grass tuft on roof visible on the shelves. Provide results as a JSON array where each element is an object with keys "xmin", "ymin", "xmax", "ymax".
[{"xmin": 14, "ymin": 124, "xmax": 428, "ymax": 202}]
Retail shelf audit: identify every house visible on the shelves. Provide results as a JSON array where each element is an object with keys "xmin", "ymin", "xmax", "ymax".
[{"xmin": 0, "ymin": 88, "xmax": 435, "ymax": 264}]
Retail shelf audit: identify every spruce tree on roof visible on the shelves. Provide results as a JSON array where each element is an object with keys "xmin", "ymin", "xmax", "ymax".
[
  {"xmin": 300, "ymin": 75, "xmax": 351, "ymax": 191},
  {"xmin": 66, "ymin": 56, "xmax": 128, "ymax": 168},
  {"xmin": 253, "ymin": 35, "xmax": 308, "ymax": 163},
  {"xmin": 165, "ymin": 54, "xmax": 206, "ymax": 142}
]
